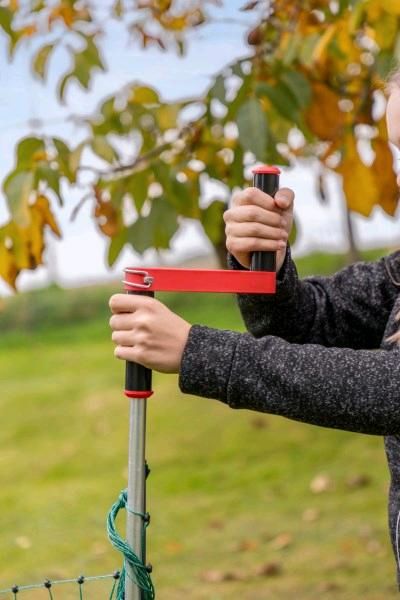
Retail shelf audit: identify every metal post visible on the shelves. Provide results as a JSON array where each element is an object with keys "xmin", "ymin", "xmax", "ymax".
[{"xmin": 125, "ymin": 397, "xmax": 147, "ymax": 600}]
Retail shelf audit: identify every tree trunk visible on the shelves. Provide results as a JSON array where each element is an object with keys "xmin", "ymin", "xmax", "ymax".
[{"xmin": 344, "ymin": 206, "xmax": 361, "ymax": 264}]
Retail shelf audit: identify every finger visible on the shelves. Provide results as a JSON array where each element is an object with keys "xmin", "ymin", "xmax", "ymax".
[
  {"xmin": 226, "ymin": 221, "xmax": 288, "ymax": 241},
  {"xmin": 114, "ymin": 345, "xmax": 137, "ymax": 361},
  {"xmin": 114, "ymin": 345, "xmax": 148, "ymax": 367},
  {"xmin": 109, "ymin": 293, "xmax": 154, "ymax": 314},
  {"xmin": 274, "ymin": 188, "xmax": 294, "ymax": 211},
  {"xmin": 109, "ymin": 313, "xmax": 134, "ymax": 331},
  {"xmin": 224, "ymin": 205, "xmax": 284, "ymax": 228},
  {"xmin": 227, "ymin": 237, "xmax": 287, "ymax": 255},
  {"xmin": 111, "ymin": 330, "xmax": 135, "ymax": 345},
  {"xmin": 232, "ymin": 187, "xmax": 277, "ymax": 211}
]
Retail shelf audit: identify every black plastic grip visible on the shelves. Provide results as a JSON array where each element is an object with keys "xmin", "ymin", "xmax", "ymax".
[
  {"xmin": 125, "ymin": 290, "xmax": 154, "ymax": 394},
  {"xmin": 250, "ymin": 170, "xmax": 280, "ymax": 272}
]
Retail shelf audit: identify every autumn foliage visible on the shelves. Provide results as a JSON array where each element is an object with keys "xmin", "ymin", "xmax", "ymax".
[{"xmin": 0, "ymin": 0, "xmax": 399, "ymax": 288}]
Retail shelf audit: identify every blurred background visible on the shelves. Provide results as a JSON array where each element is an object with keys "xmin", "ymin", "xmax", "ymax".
[{"xmin": 0, "ymin": 0, "xmax": 400, "ymax": 598}]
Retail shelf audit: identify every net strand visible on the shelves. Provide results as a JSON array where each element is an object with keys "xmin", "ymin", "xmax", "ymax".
[
  {"xmin": 107, "ymin": 489, "xmax": 155, "ymax": 600},
  {"xmin": 0, "ymin": 574, "xmax": 120, "ymax": 596}
]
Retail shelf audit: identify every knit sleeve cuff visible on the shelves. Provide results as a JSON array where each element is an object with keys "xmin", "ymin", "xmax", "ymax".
[{"xmin": 179, "ymin": 324, "xmax": 241, "ymax": 401}]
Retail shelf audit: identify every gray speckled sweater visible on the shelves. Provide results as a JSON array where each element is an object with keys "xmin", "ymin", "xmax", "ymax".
[{"xmin": 178, "ymin": 247, "xmax": 400, "ymax": 583}]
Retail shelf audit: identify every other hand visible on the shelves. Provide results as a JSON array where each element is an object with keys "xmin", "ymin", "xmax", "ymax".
[{"xmin": 224, "ymin": 186, "xmax": 294, "ymax": 272}]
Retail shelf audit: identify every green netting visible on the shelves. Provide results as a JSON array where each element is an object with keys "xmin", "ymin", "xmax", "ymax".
[{"xmin": 0, "ymin": 488, "xmax": 155, "ymax": 599}]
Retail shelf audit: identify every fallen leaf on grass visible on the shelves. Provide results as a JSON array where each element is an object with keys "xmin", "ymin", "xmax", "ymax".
[
  {"xmin": 253, "ymin": 562, "xmax": 282, "ymax": 577},
  {"xmin": 345, "ymin": 474, "xmax": 371, "ymax": 489},
  {"xmin": 302, "ymin": 507, "xmax": 320, "ymax": 522},
  {"xmin": 316, "ymin": 581, "xmax": 342, "ymax": 593},
  {"xmin": 236, "ymin": 538, "xmax": 259, "ymax": 552},
  {"xmin": 271, "ymin": 532, "xmax": 293, "ymax": 550},
  {"xmin": 200, "ymin": 569, "xmax": 244, "ymax": 583},
  {"xmin": 207, "ymin": 519, "xmax": 225, "ymax": 530},
  {"xmin": 15, "ymin": 536, "xmax": 32, "ymax": 549},
  {"xmin": 250, "ymin": 416, "xmax": 268, "ymax": 429},
  {"xmin": 310, "ymin": 474, "xmax": 332, "ymax": 493}
]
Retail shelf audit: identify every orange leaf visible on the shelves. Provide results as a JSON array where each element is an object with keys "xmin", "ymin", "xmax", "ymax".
[
  {"xmin": 94, "ymin": 199, "xmax": 120, "ymax": 237},
  {"xmin": 305, "ymin": 83, "xmax": 346, "ymax": 141},
  {"xmin": 371, "ymin": 136, "xmax": 399, "ymax": 216},
  {"xmin": 336, "ymin": 136, "xmax": 379, "ymax": 217}
]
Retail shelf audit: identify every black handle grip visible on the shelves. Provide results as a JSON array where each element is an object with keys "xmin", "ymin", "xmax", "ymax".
[
  {"xmin": 250, "ymin": 169, "xmax": 280, "ymax": 272},
  {"xmin": 125, "ymin": 290, "xmax": 154, "ymax": 395}
]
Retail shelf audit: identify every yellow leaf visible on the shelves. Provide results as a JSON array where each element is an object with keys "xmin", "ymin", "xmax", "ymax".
[
  {"xmin": 312, "ymin": 24, "xmax": 337, "ymax": 64},
  {"xmin": 373, "ymin": 11, "xmax": 398, "ymax": 49},
  {"xmin": 381, "ymin": 0, "xmax": 400, "ymax": 16},
  {"xmin": 49, "ymin": 3, "xmax": 75, "ymax": 28},
  {"xmin": 336, "ymin": 136, "xmax": 379, "ymax": 216},
  {"xmin": 365, "ymin": 0, "xmax": 382, "ymax": 21},
  {"xmin": 18, "ymin": 23, "xmax": 37, "ymax": 38},
  {"xmin": 305, "ymin": 84, "xmax": 346, "ymax": 141},
  {"xmin": 0, "ymin": 244, "xmax": 18, "ymax": 290},
  {"xmin": 371, "ymin": 136, "xmax": 399, "ymax": 216},
  {"xmin": 32, "ymin": 195, "xmax": 61, "ymax": 237}
]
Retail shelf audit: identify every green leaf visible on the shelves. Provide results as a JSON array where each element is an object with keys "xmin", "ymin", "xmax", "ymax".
[
  {"xmin": 226, "ymin": 75, "xmax": 252, "ymax": 120},
  {"xmin": 0, "ymin": 7, "xmax": 13, "ymax": 37},
  {"xmin": 288, "ymin": 216, "xmax": 298, "ymax": 247},
  {"xmin": 155, "ymin": 162, "xmax": 200, "ymax": 218},
  {"xmin": 128, "ymin": 198, "xmax": 178, "ymax": 253},
  {"xmin": 375, "ymin": 50, "xmax": 394, "ymax": 79},
  {"xmin": 69, "ymin": 142, "xmax": 85, "ymax": 181},
  {"xmin": 125, "ymin": 170, "xmax": 149, "ymax": 212},
  {"xmin": 36, "ymin": 165, "xmax": 62, "ymax": 205},
  {"xmin": 3, "ymin": 170, "xmax": 34, "ymax": 226},
  {"xmin": 280, "ymin": 71, "xmax": 312, "ymax": 109},
  {"xmin": 156, "ymin": 104, "xmax": 180, "ymax": 130},
  {"xmin": 130, "ymin": 85, "xmax": 160, "ymax": 105},
  {"xmin": 209, "ymin": 75, "xmax": 226, "ymax": 103},
  {"xmin": 201, "ymin": 200, "xmax": 226, "ymax": 244},
  {"xmin": 127, "ymin": 216, "xmax": 152, "ymax": 254},
  {"xmin": 16, "ymin": 137, "xmax": 46, "ymax": 168},
  {"xmin": 256, "ymin": 82, "xmax": 300, "ymax": 123},
  {"xmin": 149, "ymin": 198, "xmax": 179, "ymax": 249},
  {"xmin": 58, "ymin": 36, "xmax": 105, "ymax": 101},
  {"xmin": 91, "ymin": 136, "xmax": 117, "ymax": 163},
  {"xmin": 53, "ymin": 137, "xmax": 73, "ymax": 181},
  {"xmin": 108, "ymin": 229, "xmax": 127, "ymax": 266},
  {"xmin": 32, "ymin": 44, "xmax": 54, "ymax": 81},
  {"xmin": 299, "ymin": 33, "xmax": 320, "ymax": 65},
  {"xmin": 237, "ymin": 97, "xmax": 268, "ymax": 159}
]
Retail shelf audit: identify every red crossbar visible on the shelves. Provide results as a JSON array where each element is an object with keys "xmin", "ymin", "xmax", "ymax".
[{"xmin": 123, "ymin": 267, "xmax": 276, "ymax": 294}]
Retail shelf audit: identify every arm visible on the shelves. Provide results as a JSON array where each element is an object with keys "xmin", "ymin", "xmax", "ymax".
[
  {"xmin": 179, "ymin": 325, "xmax": 400, "ymax": 436},
  {"xmin": 233, "ymin": 248, "xmax": 400, "ymax": 349}
]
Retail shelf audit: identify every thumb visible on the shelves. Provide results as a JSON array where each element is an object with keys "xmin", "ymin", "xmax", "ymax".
[{"xmin": 274, "ymin": 187, "xmax": 294, "ymax": 212}]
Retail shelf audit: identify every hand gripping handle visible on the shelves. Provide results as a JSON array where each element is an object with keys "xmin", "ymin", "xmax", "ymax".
[
  {"xmin": 124, "ymin": 290, "xmax": 154, "ymax": 398},
  {"xmin": 250, "ymin": 166, "xmax": 281, "ymax": 272}
]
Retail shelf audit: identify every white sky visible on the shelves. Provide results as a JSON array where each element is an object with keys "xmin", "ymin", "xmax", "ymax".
[{"xmin": 0, "ymin": 0, "xmax": 399, "ymax": 294}]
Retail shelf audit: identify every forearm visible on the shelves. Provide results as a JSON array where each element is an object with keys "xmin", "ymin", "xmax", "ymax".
[
  {"xmin": 179, "ymin": 325, "xmax": 400, "ymax": 436},
  {"xmin": 232, "ymin": 250, "xmax": 398, "ymax": 349}
]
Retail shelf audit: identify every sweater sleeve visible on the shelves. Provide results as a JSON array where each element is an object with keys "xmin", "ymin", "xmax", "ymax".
[
  {"xmin": 179, "ymin": 325, "xmax": 400, "ymax": 436},
  {"xmin": 232, "ymin": 248, "xmax": 400, "ymax": 349}
]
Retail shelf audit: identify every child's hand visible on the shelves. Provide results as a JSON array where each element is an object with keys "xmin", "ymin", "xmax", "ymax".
[
  {"xmin": 109, "ymin": 294, "xmax": 191, "ymax": 373},
  {"xmin": 224, "ymin": 186, "xmax": 294, "ymax": 272}
]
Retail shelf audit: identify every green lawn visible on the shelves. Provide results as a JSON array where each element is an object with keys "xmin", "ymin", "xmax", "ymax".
[{"xmin": 0, "ymin": 249, "xmax": 398, "ymax": 598}]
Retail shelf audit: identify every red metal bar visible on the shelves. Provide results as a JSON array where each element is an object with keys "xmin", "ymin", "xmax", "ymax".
[{"xmin": 123, "ymin": 267, "xmax": 276, "ymax": 295}]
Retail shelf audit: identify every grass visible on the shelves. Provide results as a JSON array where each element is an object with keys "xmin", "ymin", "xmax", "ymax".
[{"xmin": 0, "ymin": 248, "xmax": 398, "ymax": 599}]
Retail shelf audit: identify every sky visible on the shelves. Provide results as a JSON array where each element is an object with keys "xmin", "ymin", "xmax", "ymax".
[{"xmin": 0, "ymin": 0, "xmax": 399, "ymax": 295}]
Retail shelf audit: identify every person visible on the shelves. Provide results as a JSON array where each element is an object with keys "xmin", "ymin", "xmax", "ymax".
[{"xmin": 109, "ymin": 75, "xmax": 400, "ymax": 584}]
